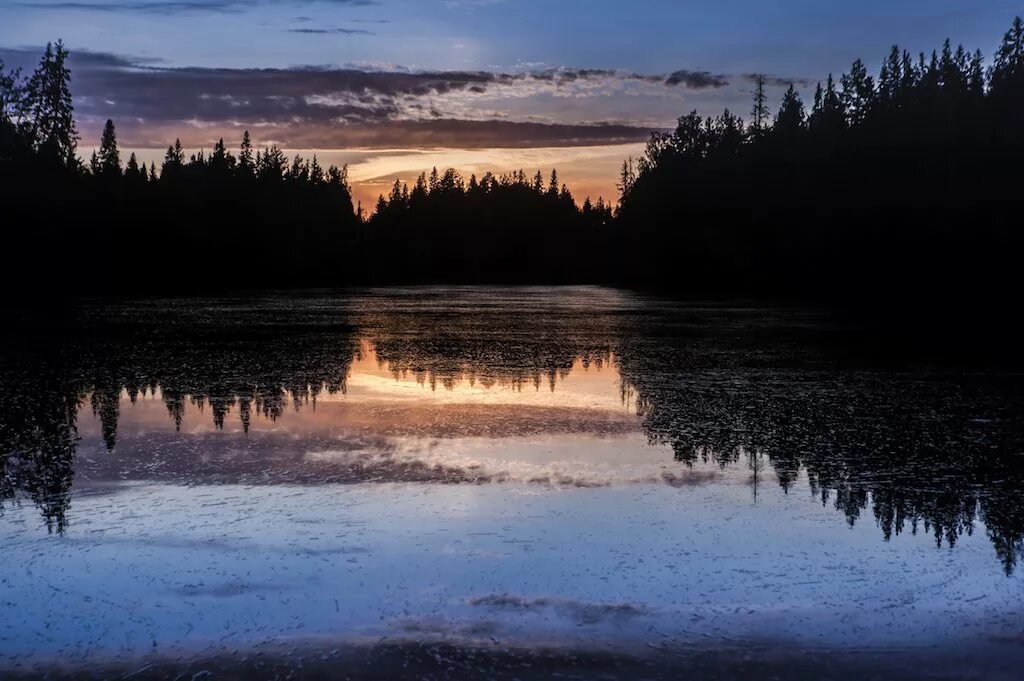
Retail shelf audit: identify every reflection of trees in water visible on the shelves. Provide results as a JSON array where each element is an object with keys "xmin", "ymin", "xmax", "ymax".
[
  {"xmin": 2, "ymin": 307, "xmax": 1023, "ymax": 574},
  {"xmin": 355, "ymin": 295, "xmax": 619, "ymax": 393},
  {"xmin": 370, "ymin": 338, "xmax": 613, "ymax": 394},
  {"xmin": 617, "ymin": 342, "xmax": 1024, "ymax": 574},
  {"xmin": 0, "ymin": 357, "xmax": 82, "ymax": 534},
  {"xmin": 0, "ymin": 328, "xmax": 360, "ymax": 531}
]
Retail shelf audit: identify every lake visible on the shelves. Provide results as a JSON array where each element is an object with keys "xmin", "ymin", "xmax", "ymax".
[{"xmin": 2, "ymin": 287, "xmax": 1022, "ymax": 679}]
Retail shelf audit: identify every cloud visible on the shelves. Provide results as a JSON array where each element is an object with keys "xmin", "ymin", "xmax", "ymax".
[
  {"xmin": 11, "ymin": 0, "xmax": 378, "ymax": 14},
  {"xmin": 0, "ymin": 46, "xmax": 653, "ymax": 148},
  {"xmin": 286, "ymin": 28, "xmax": 376, "ymax": 35},
  {"xmin": 664, "ymin": 70, "xmax": 729, "ymax": 89},
  {"xmin": 2, "ymin": 45, "xmax": 802, "ymax": 150},
  {"xmin": 741, "ymin": 73, "xmax": 815, "ymax": 88}
]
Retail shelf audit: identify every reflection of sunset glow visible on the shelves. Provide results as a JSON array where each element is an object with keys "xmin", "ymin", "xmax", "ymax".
[
  {"xmin": 344, "ymin": 341, "xmax": 624, "ymax": 410},
  {"xmin": 73, "ymin": 339, "xmax": 672, "ymax": 485},
  {"xmin": 80, "ymin": 339, "xmax": 634, "ymax": 441}
]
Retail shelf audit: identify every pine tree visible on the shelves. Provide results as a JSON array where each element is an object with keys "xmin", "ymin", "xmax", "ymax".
[
  {"xmin": 238, "ymin": 130, "xmax": 254, "ymax": 175},
  {"xmin": 547, "ymin": 169, "xmax": 559, "ymax": 197},
  {"xmin": 775, "ymin": 85, "xmax": 806, "ymax": 136},
  {"xmin": 968, "ymin": 50, "xmax": 985, "ymax": 100},
  {"xmin": 750, "ymin": 74, "xmax": 770, "ymax": 135},
  {"xmin": 310, "ymin": 155, "xmax": 324, "ymax": 184},
  {"xmin": 23, "ymin": 41, "xmax": 77, "ymax": 165},
  {"xmin": 126, "ymin": 152, "xmax": 140, "ymax": 179},
  {"xmin": 810, "ymin": 82, "xmax": 824, "ymax": 118},
  {"xmin": 411, "ymin": 172, "xmax": 428, "ymax": 204},
  {"xmin": 810, "ymin": 75, "xmax": 845, "ymax": 135},
  {"xmin": 162, "ymin": 138, "xmax": 184, "ymax": 178},
  {"xmin": 258, "ymin": 145, "xmax": 286, "ymax": 181},
  {"xmin": 840, "ymin": 59, "xmax": 875, "ymax": 126},
  {"xmin": 0, "ymin": 58, "xmax": 25, "ymax": 147},
  {"xmin": 97, "ymin": 119, "xmax": 120, "ymax": 176},
  {"xmin": 878, "ymin": 46, "xmax": 902, "ymax": 104},
  {"xmin": 617, "ymin": 158, "xmax": 636, "ymax": 201},
  {"xmin": 210, "ymin": 138, "xmax": 233, "ymax": 174},
  {"xmin": 990, "ymin": 16, "xmax": 1024, "ymax": 97}
]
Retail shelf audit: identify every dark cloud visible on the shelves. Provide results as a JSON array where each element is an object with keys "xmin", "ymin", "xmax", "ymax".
[
  {"xmin": 0, "ymin": 46, "xmax": 654, "ymax": 148},
  {"xmin": 0, "ymin": 46, "xmax": 745, "ymax": 149},
  {"xmin": 741, "ymin": 73, "xmax": 815, "ymax": 88},
  {"xmin": 664, "ymin": 70, "xmax": 729, "ymax": 89},
  {"xmin": 107, "ymin": 118, "xmax": 656, "ymax": 150},
  {"xmin": 13, "ymin": 0, "xmax": 378, "ymax": 14},
  {"xmin": 286, "ymin": 28, "xmax": 376, "ymax": 35}
]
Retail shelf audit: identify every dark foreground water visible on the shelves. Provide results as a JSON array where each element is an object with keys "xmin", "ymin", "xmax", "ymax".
[{"xmin": 1, "ymin": 288, "xmax": 1022, "ymax": 679}]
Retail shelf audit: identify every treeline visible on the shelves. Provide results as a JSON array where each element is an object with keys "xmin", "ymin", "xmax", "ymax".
[
  {"xmin": 0, "ymin": 43, "xmax": 611, "ymax": 290},
  {"xmin": 365, "ymin": 169, "xmax": 613, "ymax": 283},
  {"xmin": 616, "ymin": 17, "xmax": 1024, "ymax": 309},
  {"xmin": 0, "ymin": 43, "xmax": 359, "ymax": 288},
  {"xmin": 2, "ymin": 19, "xmax": 1024, "ymax": 299}
]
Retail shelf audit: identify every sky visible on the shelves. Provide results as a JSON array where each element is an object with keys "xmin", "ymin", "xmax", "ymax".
[{"xmin": 0, "ymin": 0, "xmax": 1018, "ymax": 206}]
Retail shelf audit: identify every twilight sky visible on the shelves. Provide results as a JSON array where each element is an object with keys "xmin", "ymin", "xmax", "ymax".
[{"xmin": 0, "ymin": 0, "xmax": 1017, "ymax": 205}]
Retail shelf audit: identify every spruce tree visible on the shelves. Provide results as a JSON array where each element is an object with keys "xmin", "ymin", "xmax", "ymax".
[
  {"xmin": 238, "ymin": 130, "xmax": 254, "ymax": 175},
  {"xmin": 547, "ymin": 169, "xmax": 559, "ymax": 197},
  {"xmin": 750, "ymin": 74, "xmax": 770, "ymax": 135},
  {"xmin": 990, "ymin": 16, "xmax": 1024, "ymax": 98},
  {"xmin": 97, "ymin": 119, "xmax": 120, "ymax": 176},
  {"xmin": 775, "ymin": 85, "xmax": 806, "ymax": 136},
  {"xmin": 23, "ymin": 41, "xmax": 77, "ymax": 165},
  {"xmin": 840, "ymin": 59, "xmax": 875, "ymax": 126},
  {"xmin": 126, "ymin": 152, "xmax": 140, "ymax": 179}
]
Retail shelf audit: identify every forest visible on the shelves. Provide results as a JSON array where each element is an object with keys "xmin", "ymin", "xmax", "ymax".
[{"xmin": 1, "ymin": 18, "xmax": 1022, "ymax": 302}]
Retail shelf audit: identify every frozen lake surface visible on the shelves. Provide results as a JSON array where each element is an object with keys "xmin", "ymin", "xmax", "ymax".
[{"xmin": 2, "ymin": 288, "xmax": 1023, "ymax": 679}]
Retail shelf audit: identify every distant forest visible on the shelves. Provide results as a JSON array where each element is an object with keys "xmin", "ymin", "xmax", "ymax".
[{"xmin": 1, "ymin": 18, "xmax": 1022, "ymax": 303}]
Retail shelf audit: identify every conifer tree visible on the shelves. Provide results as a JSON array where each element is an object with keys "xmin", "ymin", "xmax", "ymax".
[
  {"xmin": 990, "ymin": 16, "xmax": 1024, "ymax": 98},
  {"xmin": 775, "ymin": 85, "xmax": 805, "ymax": 136},
  {"xmin": 22, "ymin": 41, "xmax": 77, "ymax": 165},
  {"xmin": 97, "ymin": 119, "xmax": 120, "ymax": 177},
  {"xmin": 547, "ymin": 169, "xmax": 559, "ymax": 197},
  {"xmin": 238, "ymin": 130, "xmax": 254, "ymax": 175},
  {"xmin": 750, "ymin": 74, "xmax": 770, "ymax": 135},
  {"xmin": 162, "ymin": 138, "xmax": 184, "ymax": 178},
  {"xmin": 841, "ymin": 59, "xmax": 875, "ymax": 126},
  {"xmin": 126, "ymin": 152, "xmax": 140, "ymax": 179}
]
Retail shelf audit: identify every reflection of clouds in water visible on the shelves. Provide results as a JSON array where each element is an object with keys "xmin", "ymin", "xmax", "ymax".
[
  {"xmin": 469, "ymin": 594, "xmax": 649, "ymax": 625},
  {"xmin": 75, "ymin": 423, "xmax": 725, "ymax": 488},
  {"xmin": 4, "ymin": 289, "xmax": 1024, "ymax": 573},
  {"xmin": 339, "ymin": 435, "xmax": 729, "ymax": 488}
]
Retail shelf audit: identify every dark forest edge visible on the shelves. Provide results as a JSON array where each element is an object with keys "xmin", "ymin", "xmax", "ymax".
[{"xmin": 1, "ymin": 19, "xmax": 1022, "ymax": 317}]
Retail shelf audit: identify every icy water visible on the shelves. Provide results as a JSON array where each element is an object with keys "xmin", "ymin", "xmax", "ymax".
[{"xmin": 2, "ymin": 287, "xmax": 1023, "ymax": 679}]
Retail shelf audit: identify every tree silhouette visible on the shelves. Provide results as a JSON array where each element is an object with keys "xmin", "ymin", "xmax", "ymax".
[
  {"xmin": 1, "ymin": 19, "xmax": 1024, "ymax": 300},
  {"xmin": 97, "ymin": 119, "xmax": 120, "ymax": 177},
  {"xmin": 613, "ymin": 16, "xmax": 1024, "ymax": 314},
  {"xmin": 749, "ymin": 74, "xmax": 770, "ymax": 135},
  {"xmin": 21, "ymin": 41, "xmax": 77, "ymax": 166},
  {"xmin": 774, "ymin": 85, "xmax": 805, "ymax": 136}
]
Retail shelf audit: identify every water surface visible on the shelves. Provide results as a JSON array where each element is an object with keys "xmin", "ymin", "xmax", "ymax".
[{"xmin": 2, "ymin": 288, "xmax": 1022, "ymax": 678}]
